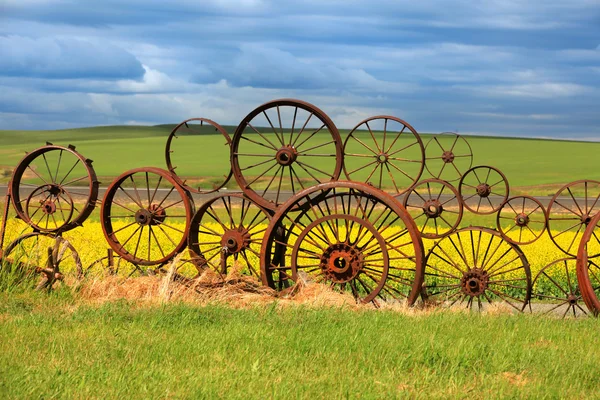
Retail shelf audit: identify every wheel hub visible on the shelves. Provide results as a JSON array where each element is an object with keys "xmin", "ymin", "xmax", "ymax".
[
  {"xmin": 275, "ymin": 146, "xmax": 298, "ymax": 166},
  {"xmin": 567, "ymin": 294, "xmax": 578, "ymax": 305},
  {"xmin": 582, "ymin": 213, "xmax": 592, "ymax": 225},
  {"xmin": 461, "ymin": 268, "xmax": 489, "ymax": 296},
  {"xmin": 476, "ymin": 183, "xmax": 492, "ymax": 198},
  {"xmin": 41, "ymin": 200, "xmax": 57, "ymax": 214},
  {"xmin": 423, "ymin": 200, "xmax": 443, "ymax": 218},
  {"xmin": 135, "ymin": 204, "xmax": 167, "ymax": 226},
  {"xmin": 515, "ymin": 213, "xmax": 530, "ymax": 227},
  {"xmin": 442, "ymin": 151, "xmax": 455, "ymax": 163},
  {"xmin": 376, "ymin": 153, "xmax": 389, "ymax": 164},
  {"xmin": 221, "ymin": 228, "xmax": 251, "ymax": 254},
  {"xmin": 320, "ymin": 243, "xmax": 364, "ymax": 283}
]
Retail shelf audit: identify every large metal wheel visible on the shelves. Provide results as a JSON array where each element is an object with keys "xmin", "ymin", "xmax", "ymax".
[
  {"xmin": 1, "ymin": 232, "xmax": 82, "ymax": 289},
  {"xmin": 9, "ymin": 144, "xmax": 99, "ymax": 233},
  {"xmin": 188, "ymin": 194, "xmax": 270, "ymax": 280},
  {"xmin": 459, "ymin": 165, "xmax": 509, "ymax": 215},
  {"xmin": 497, "ymin": 196, "xmax": 547, "ymax": 245},
  {"xmin": 402, "ymin": 178, "xmax": 463, "ymax": 239},
  {"xmin": 531, "ymin": 258, "xmax": 587, "ymax": 318},
  {"xmin": 424, "ymin": 132, "xmax": 473, "ymax": 182},
  {"xmin": 260, "ymin": 181, "xmax": 424, "ymax": 304},
  {"xmin": 422, "ymin": 227, "xmax": 531, "ymax": 312},
  {"xmin": 342, "ymin": 116, "xmax": 424, "ymax": 195},
  {"xmin": 101, "ymin": 167, "xmax": 193, "ymax": 266},
  {"xmin": 548, "ymin": 180, "xmax": 600, "ymax": 258},
  {"xmin": 231, "ymin": 99, "xmax": 343, "ymax": 211},
  {"xmin": 165, "ymin": 118, "xmax": 232, "ymax": 194},
  {"xmin": 576, "ymin": 212, "xmax": 600, "ymax": 316}
]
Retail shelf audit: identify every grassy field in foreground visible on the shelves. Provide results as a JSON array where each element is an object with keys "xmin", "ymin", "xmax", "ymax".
[
  {"xmin": 1, "ymin": 125, "xmax": 599, "ymax": 194},
  {"xmin": 0, "ymin": 291, "xmax": 599, "ymax": 399}
]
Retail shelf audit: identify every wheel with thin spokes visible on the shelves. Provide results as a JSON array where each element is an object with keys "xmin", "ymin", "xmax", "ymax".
[
  {"xmin": 9, "ymin": 144, "xmax": 99, "ymax": 233},
  {"xmin": 402, "ymin": 178, "xmax": 462, "ymax": 239},
  {"xmin": 343, "ymin": 116, "xmax": 424, "ymax": 195},
  {"xmin": 422, "ymin": 227, "xmax": 531, "ymax": 312},
  {"xmin": 101, "ymin": 167, "xmax": 193, "ymax": 266},
  {"xmin": 188, "ymin": 194, "xmax": 270, "ymax": 281},
  {"xmin": 424, "ymin": 132, "xmax": 473, "ymax": 182},
  {"xmin": 261, "ymin": 181, "xmax": 424, "ymax": 305},
  {"xmin": 459, "ymin": 165, "xmax": 509, "ymax": 215},
  {"xmin": 497, "ymin": 196, "xmax": 547, "ymax": 245},
  {"xmin": 548, "ymin": 180, "xmax": 600, "ymax": 258},
  {"xmin": 231, "ymin": 99, "xmax": 343, "ymax": 211}
]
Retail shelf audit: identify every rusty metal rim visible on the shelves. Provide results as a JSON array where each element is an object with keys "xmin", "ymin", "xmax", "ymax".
[
  {"xmin": 231, "ymin": 98, "xmax": 343, "ymax": 211},
  {"xmin": 497, "ymin": 195, "xmax": 547, "ymax": 245},
  {"xmin": 165, "ymin": 118, "xmax": 233, "ymax": 194},
  {"xmin": 9, "ymin": 144, "xmax": 99, "ymax": 233},
  {"xmin": 401, "ymin": 178, "xmax": 463, "ymax": 239},
  {"xmin": 423, "ymin": 226, "xmax": 531, "ymax": 311},
  {"xmin": 547, "ymin": 179, "xmax": 600, "ymax": 258},
  {"xmin": 458, "ymin": 165, "xmax": 509, "ymax": 215},
  {"xmin": 342, "ymin": 115, "xmax": 425, "ymax": 196},
  {"xmin": 576, "ymin": 212, "xmax": 600, "ymax": 316},
  {"xmin": 100, "ymin": 166, "xmax": 193, "ymax": 266},
  {"xmin": 424, "ymin": 132, "xmax": 473, "ymax": 183},
  {"xmin": 260, "ymin": 180, "xmax": 425, "ymax": 305}
]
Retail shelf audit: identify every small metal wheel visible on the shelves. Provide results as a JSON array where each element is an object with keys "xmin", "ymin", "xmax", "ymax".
[
  {"xmin": 402, "ymin": 179, "xmax": 463, "ymax": 239},
  {"xmin": 459, "ymin": 165, "xmax": 509, "ymax": 215},
  {"xmin": 9, "ymin": 144, "xmax": 99, "ymax": 232},
  {"xmin": 423, "ymin": 227, "xmax": 531, "ymax": 312},
  {"xmin": 424, "ymin": 132, "xmax": 473, "ymax": 182},
  {"xmin": 576, "ymin": 212, "xmax": 600, "ymax": 316},
  {"xmin": 165, "ymin": 118, "xmax": 233, "ymax": 194},
  {"xmin": 497, "ymin": 196, "xmax": 547, "ymax": 245},
  {"xmin": 260, "ymin": 181, "xmax": 425, "ymax": 304},
  {"xmin": 101, "ymin": 167, "xmax": 193, "ymax": 266},
  {"xmin": 548, "ymin": 180, "xmax": 600, "ymax": 258},
  {"xmin": 1, "ymin": 232, "xmax": 82, "ymax": 290},
  {"xmin": 342, "ymin": 116, "xmax": 424, "ymax": 195},
  {"xmin": 531, "ymin": 258, "xmax": 587, "ymax": 318},
  {"xmin": 84, "ymin": 248, "xmax": 141, "ymax": 278},
  {"xmin": 231, "ymin": 99, "xmax": 343, "ymax": 211},
  {"xmin": 188, "ymin": 194, "xmax": 271, "ymax": 281}
]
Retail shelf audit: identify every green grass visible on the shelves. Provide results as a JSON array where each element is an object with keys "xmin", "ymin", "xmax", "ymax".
[
  {"xmin": 1, "ymin": 125, "xmax": 600, "ymax": 194},
  {"xmin": 0, "ymin": 291, "xmax": 599, "ymax": 399}
]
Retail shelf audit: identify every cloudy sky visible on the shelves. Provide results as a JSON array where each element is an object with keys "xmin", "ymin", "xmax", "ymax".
[{"xmin": 1, "ymin": 0, "xmax": 599, "ymax": 139}]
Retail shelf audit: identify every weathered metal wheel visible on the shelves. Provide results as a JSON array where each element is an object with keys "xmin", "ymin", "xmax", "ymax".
[
  {"xmin": 1, "ymin": 232, "xmax": 82, "ymax": 289},
  {"xmin": 424, "ymin": 132, "xmax": 473, "ymax": 182},
  {"xmin": 9, "ymin": 144, "xmax": 99, "ymax": 232},
  {"xmin": 261, "ymin": 181, "xmax": 424, "ymax": 304},
  {"xmin": 85, "ymin": 248, "xmax": 141, "ymax": 278},
  {"xmin": 531, "ymin": 258, "xmax": 587, "ymax": 318},
  {"xmin": 188, "ymin": 194, "xmax": 270, "ymax": 280},
  {"xmin": 231, "ymin": 99, "xmax": 343, "ymax": 211},
  {"xmin": 576, "ymin": 212, "xmax": 600, "ymax": 316},
  {"xmin": 423, "ymin": 227, "xmax": 531, "ymax": 312},
  {"xmin": 497, "ymin": 196, "xmax": 547, "ymax": 245},
  {"xmin": 459, "ymin": 165, "xmax": 509, "ymax": 215},
  {"xmin": 401, "ymin": 178, "xmax": 463, "ymax": 239},
  {"xmin": 548, "ymin": 180, "xmax": 600, "ymax": 258},
  {"xmin": 101, "ymin": 167, "xmax": 193, "ymax": 266},
  {"xmin": 342, "ymin": 116, "xmax": 424, "ymax": 195},
  {"xmin": 165, "ymin": 118, "xmax": 233, "ymax": 194}
]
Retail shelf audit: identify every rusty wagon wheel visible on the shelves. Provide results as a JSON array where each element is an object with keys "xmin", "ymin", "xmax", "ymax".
[
  {"xmin": 401, "ymin": 178, "xmax": 463, "ymax": 239},
  {"xmin": 548, "ymin": 180, "xmax": 600, "ymax": 258},
  {"xmin": 531, "ymin": 258, "xmax": 587, "ymax": 318},
  {"xmin": 576, "ymin": 212, "xmax": 600, "ymax": 316},
  {"xmin": 85, "ymin": 248, "xmax": 143, "ymax": 278},
  {"xmin": 342, "ymin": 116, "xmax": 424, "ymax": 195},
  {"xmin": 1, "ymin": 232, "xmax": 82, "ymax": 290},
  {"xmin": 424, "ymin": 132, "xmax": 473, "ymax": 182},
  {"xmin": 188, "ymin": 193, "xmax": 271, "ymax": 281},
  {"xmin": 497, "ymin": 196, "xmax": 547, "ymax": 245},
  {"xmin": 260, "ymin": 181, "xmax": 425, "ymax": 305},
  {"xmin": 459, "ymin": 165, "xmax": 509, "ymax": 215},
  {"xmin": 422, "ymin": 227, "xmax": 531, "ymax": 312},
  {"xmin": 231, "ymin": 98, "xmax": 343, "ymax": 211},
  {"xmin": 165, "ymin": 118, "xmax": 233, "ymax": 194},
  {"xmin": 9, "ymin": 144, "xmax": 99, "ymax": 233},
  {"xmin": 101, "ymin": 167, "xmax": 193, "ymax": 266}
]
